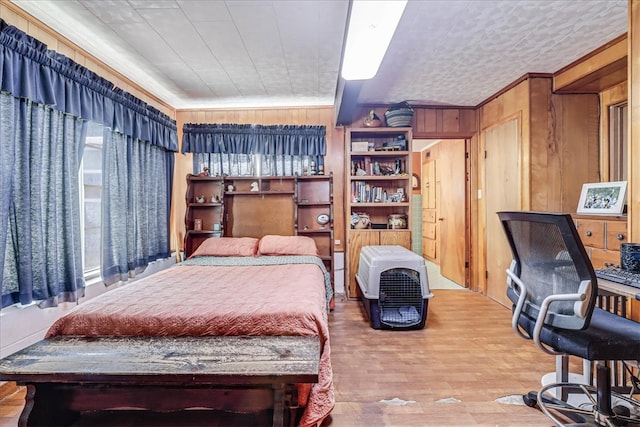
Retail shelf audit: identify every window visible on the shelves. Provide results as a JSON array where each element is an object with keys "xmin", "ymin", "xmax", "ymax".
[
  {"xmin": 608, "ymin": 102, "xmax": 628, "ymax": 182},
  {"xmin": 80, "ymin": 122, "xmax": 104, "ymax": 280}
]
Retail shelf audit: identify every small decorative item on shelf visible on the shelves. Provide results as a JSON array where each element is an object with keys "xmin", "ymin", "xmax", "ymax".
[
  {"xmin": 211, "ymin": 194, "xmax": 218, "ymax": 203},
  {"xmin": 384, "ymin": 101, "xmax": 414, "ymax": 127},
  {"xmin": 363, "ymin": 109, "xmax": 382, "ymax": 128},
  {"xmin": 316, "ymin": 213, "xmax": 330, "ymax": 229},
  {"xmin": 250, "ymin": 181, "xmax": 259, "ymax": 192},
  {"xmin": 388, "ymin": 213, "xmax": 408, "ymax": 229},
  {"xmin": 195, "ymin": 195, "xmax": 205, "ymax": 203},
  {"xmin": 227, "ymin": 184, "xmax": 234, "ymax": 192},
  {"xmin": 198, "ymin": 166, "xmax": 210, "ymax": 177},
  {"xmin": 194, "ymin": 219, "xmax": 202, "ymax": 231},
  {"xmin": 351, "ymin": 212, "xmax": 371, "ymax": 229}
]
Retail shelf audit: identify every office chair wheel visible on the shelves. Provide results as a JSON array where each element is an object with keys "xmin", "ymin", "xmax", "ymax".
[
  {"xmin": 523, "ymin": 391, "xmax": 538, "ymax": 408},
  {"xmin": 537, "ymin": 382, "xmax": 640, "ymax": 427}
]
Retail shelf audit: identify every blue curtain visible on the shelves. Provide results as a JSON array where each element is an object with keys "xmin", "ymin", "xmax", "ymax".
[
  {"xmin": 0, "ymin": 19, "xmax": 177, "ymax": 307},
  {"xmin": 0, "ymin": 20, "xmax": 177, "ymax": 151},
  {"xmin": 182, "ymin": 123, "xmax": 326, "ymax": 177},
  {"xmin": 101, "ymin": 130, "xmax": 173, "ymax": 285},
  {"xmin": 1, "ymin": 93, "xmax": 86, "ymax": 307},
  {"xmin": 182, "ymin": 123, "xmax": 325, "ymax": 156}
]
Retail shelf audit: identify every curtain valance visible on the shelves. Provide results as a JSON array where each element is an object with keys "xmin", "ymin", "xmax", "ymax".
[
  {"xmin": 0, "ymin": 19, "xmax": 177, "ymax": 151},
  {"xmin": 182, "ymin": 123, "xmax": 326, "ymax": 156}
]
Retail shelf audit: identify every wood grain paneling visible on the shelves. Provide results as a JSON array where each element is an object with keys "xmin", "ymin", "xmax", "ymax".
[
  {"xmin": 553, "ymin": 93, "xmax": 600, "ymax": 212},
  {"xmin": 412, "ymin": 107, "xmax": 477, "ymax": 138},
  {"xmin": 630, "ymin": 0, "xmax": 640, "ymax": 243},
  {"xmin": 174, "ymin": 107, "xmax": 343, "ymax": 254},
  {"xmin": 554, "ymin": 35, "xmax": 627, "ymax": 93},
  {"xmin": 599, "ymin": 81, "xmax": 628, "ymax": 181}
]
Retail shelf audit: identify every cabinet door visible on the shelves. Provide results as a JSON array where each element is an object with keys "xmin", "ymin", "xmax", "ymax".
[
  {"xmin": 379, "ymin": 230, "xmax": 410, "ymax": 247},
  {"xmin": 347, "ymin": 231, "xmax": 379, "ymax": 298},
  {"xmin": 422, "ymin": 159, "xmax": 436, "ymax": 209},
  {"xmin": 484, "ymin": 119, "xmax": 519, "ymax": 308}
]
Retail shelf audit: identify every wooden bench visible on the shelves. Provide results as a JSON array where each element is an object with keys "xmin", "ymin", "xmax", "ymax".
[{"xmin": 0, "ymin": 335, "xmax": 320, "ymax": 427}]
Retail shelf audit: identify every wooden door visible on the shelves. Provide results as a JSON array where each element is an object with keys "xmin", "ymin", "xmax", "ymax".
[
  {"xmin": 484, "ymin": 119, "xmax": 520, "ymax": 308},
  {"xmin": 438, "ymin": 139, "xmax": 467, "ymax": 286}
]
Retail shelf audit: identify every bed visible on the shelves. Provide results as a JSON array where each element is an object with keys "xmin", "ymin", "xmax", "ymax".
[{"xmin": 8, "ymin": 235, "xmax": 335, "ymax": 427}]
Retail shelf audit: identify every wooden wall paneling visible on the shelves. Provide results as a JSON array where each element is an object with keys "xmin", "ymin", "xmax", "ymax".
[
  {"xmin": 631, "ymin": 0, "xmax": 639, "ymax": 243},
  {"xmin": 554, "ymin": 93, "xmax": 600, "ymax": 212},
  {"xmin": 411, "ymin": 107, "xmax": 477, "ymax": 138},
  {"xmin": 173, "ymin": 107, "xmax": 343, "ymax": 255},
  {"xmin": 627, "ymin": 0, "xmax": 639, "ymax": 321},
  {"xmin": 415, "ymin": 109, "xmax": 437, "ymax": 134},
  {"xmin": 459, "ymin": 109, "xmax": 477, "ymax": 133},
  {"xmin": 599, "ymin": 81, "xmax": 628, "ymax": 181},
  {"xmin": 554, "ymin": 35, "xmax": 627, "ymax": 93},
  {"xmin": 528, "ymin": 78, "xmax": 553, "ymax": 212}
]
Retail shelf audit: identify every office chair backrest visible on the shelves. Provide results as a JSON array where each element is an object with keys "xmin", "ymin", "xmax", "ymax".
[{"xmin": 497, "ymin": 211, "xmax": 598, "ymax": 330}]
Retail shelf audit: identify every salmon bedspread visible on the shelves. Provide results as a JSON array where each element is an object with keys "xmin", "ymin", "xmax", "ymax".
[{"xmin": 46, "ymin": 256, "xmax": 335, "ymax": 427}]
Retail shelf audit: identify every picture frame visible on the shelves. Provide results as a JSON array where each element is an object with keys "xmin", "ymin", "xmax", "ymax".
[{"xmin": 576, "ymin": 181, "xmax": 627, "ymax": 215}]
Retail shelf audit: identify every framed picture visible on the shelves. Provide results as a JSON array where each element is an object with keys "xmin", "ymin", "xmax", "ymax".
[{"xmin": 576, "ymin": 181, "xmax": 627, "ymax": 215}]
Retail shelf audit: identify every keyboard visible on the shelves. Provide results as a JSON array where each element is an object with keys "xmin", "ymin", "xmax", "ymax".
[{"xmin": 595, "ymin": 267, "xmax": 640, "ymax": 289}]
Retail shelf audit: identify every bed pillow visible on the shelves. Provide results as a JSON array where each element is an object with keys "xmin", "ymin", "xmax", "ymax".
[
  {"xmin": 258, "ymin": 235, "xmax": 318, "ymax": 256},
  {"xmin": 190, "ymin": 237, "xmax": 259, "ymax": 258}
]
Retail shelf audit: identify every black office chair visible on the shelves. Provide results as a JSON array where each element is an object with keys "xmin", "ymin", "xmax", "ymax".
[{"xmin": 497, "ymin": 211, "xmax": 640, "ymax": 427}]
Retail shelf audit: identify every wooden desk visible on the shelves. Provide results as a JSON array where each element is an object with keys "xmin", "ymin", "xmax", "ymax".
[
  {"xmin": 599, "ymin": 278, "xmax": 640, "ymax": 299},
  {"xmin": 598, "ymin": 278, "xmax": 640, "ymax": 320},
  {"xmin": 0, "ymin": 335, "xmax": 320, "ymax": 427}
]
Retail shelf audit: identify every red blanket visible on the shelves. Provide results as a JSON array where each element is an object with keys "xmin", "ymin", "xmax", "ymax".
[{"xmin": 46, "ymin": 261, "xmax": 334, "ymax": 426}]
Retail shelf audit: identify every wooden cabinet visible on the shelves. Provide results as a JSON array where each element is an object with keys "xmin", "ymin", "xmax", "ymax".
[
  {"xmin": 421, "ymin": 158, "xmax": 437, "ymax": 261},
  {"xmin": 422, "ymin": 209, "xmax": 437, "ymax": 260},
  {"xmin": 574, "ymin": 215, "xmax": 628, "ymax": 268},
  {"xmin": 184, "ymin": 173, "xmax": 335, "ymax": 288},
  {"xmin": 184, "ymin": 174, "xmax": 224, "ymax": 258},
  {"xmin": 295, "ymin": 174, "xmax": 334, "ymax": 280},
  {"xmin": 345, "ymin": 127, "xmax": 413, "ymax": 298},
  {"xmin": 223, "ymin": 176, "xmax": 296, "ymax": 239}
]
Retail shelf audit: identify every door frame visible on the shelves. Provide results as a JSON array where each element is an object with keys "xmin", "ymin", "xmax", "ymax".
[{"xmin": 416, "ymin": 138, "xmax": 471, "ymax": 288}]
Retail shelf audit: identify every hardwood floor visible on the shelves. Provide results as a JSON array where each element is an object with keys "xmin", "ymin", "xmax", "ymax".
[{"xmin": 0, "ymin": 290, "xmax": 554, "ymax": 426}]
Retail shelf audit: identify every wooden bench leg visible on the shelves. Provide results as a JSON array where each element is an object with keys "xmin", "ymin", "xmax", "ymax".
[
  {"xmin": 272, "ymin": 384, "xmax": 285, "ymax": 427},
  {"xmin": 19, "ymin": 383, "xmax": 80, "ymax": 427}
]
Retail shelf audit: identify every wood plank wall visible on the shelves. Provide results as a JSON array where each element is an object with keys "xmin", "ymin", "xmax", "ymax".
[
  {"xmin": 599, "ymin": 81, "xmax": 628, "ymax": 181},
  {"xmin": 174, "ymin": 108, "xmax": 344, "ymax": 254},
  {"xmin": 630, "ymin": 0, "xmax": 639, "ymax": 242}
]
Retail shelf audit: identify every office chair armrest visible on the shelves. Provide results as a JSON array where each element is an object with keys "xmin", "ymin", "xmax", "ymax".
[
  {"xmin": 506, "ymin": 268, "xmax": 533, "ymax": 341},
  {"xmin": 533, "ymin": 281, "xmax": 591, "ymax": 356}
]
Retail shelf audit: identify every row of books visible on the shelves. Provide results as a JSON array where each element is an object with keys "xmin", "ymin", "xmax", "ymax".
[{"xmin": 351, "ymin": 181, "xmax": 404, "ymax": 203}]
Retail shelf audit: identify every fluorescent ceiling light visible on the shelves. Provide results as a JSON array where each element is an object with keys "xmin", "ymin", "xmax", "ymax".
[{"xmin": 341, "ymin": 0, "xmax": 408, "ymax": 81}]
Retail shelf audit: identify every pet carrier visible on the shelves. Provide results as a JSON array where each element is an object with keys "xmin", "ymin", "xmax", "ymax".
[{"xmin": 356, "ymin": 245, "xmax": 433, "ymax": 330}]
